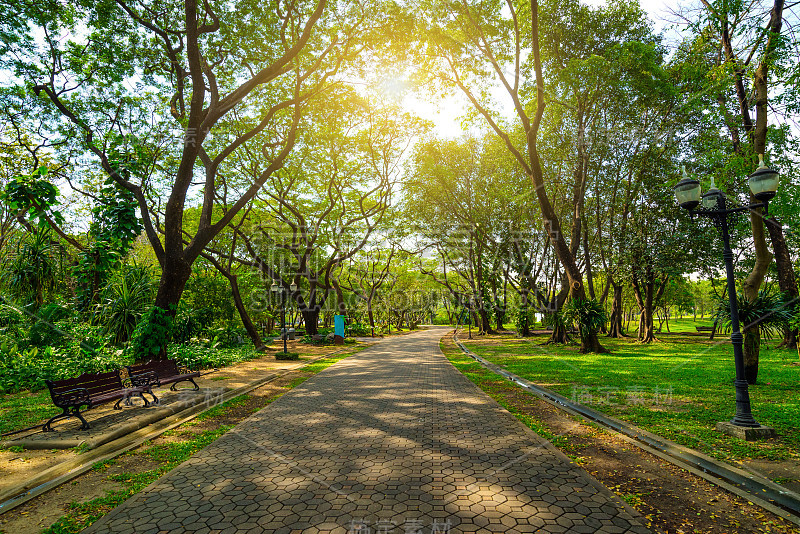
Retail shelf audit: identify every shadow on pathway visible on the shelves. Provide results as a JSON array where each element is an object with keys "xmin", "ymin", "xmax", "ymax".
[{"xmin": 84, "ymin": 326, "xmax": 650, "ymax": 534}]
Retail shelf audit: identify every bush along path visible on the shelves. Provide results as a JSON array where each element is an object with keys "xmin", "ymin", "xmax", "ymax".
[
  {"xmin": 441, "ymin": 335, "xmax": 800, "ymax": 534},
  {"xmin": 0, "ymin": 350, "xmax": 362, "ymax": 534}
]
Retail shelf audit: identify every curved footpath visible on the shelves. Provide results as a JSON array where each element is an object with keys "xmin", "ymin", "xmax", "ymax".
[{"xmin": 84, "ymin": 327, "xmax": 650, "ymax": 534}]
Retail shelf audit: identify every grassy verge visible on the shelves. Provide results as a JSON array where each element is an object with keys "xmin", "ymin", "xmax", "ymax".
[
  {"xmin": 0, "ymin": 390, "xmax": 56, "ymax": 435},
  {"xmin": 33, "ymin": 347, "xmax": 364, "ymax": 534},
  {"xmin": 454, "ymin": 331, "xmax": 799, "ymax": 464}
]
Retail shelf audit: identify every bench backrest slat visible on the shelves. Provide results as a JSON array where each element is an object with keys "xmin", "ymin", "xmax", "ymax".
[
  {"xmin": 128, "ymin": 359, "xmax": 180, "ymax": 378},
  {"xmin": 47, "ymin": 370, "xmax": 123, "ymax": 397}
]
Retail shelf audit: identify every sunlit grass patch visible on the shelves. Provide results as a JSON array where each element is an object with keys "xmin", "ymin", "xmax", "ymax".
[{"xmin": 450, "ymin": 334, "xmax": 800, "ymax": 463}]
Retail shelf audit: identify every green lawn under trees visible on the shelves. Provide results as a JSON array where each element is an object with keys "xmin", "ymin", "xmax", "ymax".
[{"xmin": 457, "ymin": 333, "xmax": 800, "ymax": 463}]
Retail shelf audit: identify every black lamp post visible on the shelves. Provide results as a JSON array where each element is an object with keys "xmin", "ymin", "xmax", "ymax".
[
  {"xmin": 271, "ymin": 279, "xmax": 298, "ymax": 354},
  {"xmin": 673, "ymin": 157, "xmax": 779, "ymax": 433}
]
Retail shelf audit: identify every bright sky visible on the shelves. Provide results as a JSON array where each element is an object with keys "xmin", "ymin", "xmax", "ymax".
[{"xmin": 399, "ymin": 0, "xmax": 678, "ymax": 139}]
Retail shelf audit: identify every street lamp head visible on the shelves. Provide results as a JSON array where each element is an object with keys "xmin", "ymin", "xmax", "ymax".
[
  {"xmin": 701, "ymin": 177, "xmax": 723, "ymax": 210},
  {"xmin": 270, "ymin": 282, "xmax": 281, "ymax": 293},
  {"xmin": 674, "ymin": 166, "xmax": 701, "ymax": 210},
  {"xmin": 748, "ymin": 155, "xmax": 779, "ymax": 202},
  {"xmin": 289, "ymin": 282, "xmax": 298, "ymax": 292}
]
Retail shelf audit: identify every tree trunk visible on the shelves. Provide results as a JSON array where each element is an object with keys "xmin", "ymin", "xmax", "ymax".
[
  {"xmin": 546, "ymin": 320, "xmax": 570, "ymax": 344},
  {"xmin": 743, "ymin": 327, "xmax": 760, "ymax": 384},
  {"xmin": 639, "ymin": 307, "xmax": 656, "ymax": 343},
  {"xmin": 227, "ymin": 273, "xmax": 266, "ymax": 351},
  {"xmin": 479, "ymin": 307, "xmax": 494, "ymax": 334},
  {"xmin": 367, "ymin": 305, "xmax": 375, "ymax": 331},
  {"xmin": 153, "ymin": 255, "xmax": 193, "ymax": 311},
  {"xmin": 607, "ymin": 282, "xmax": 626, "ymax": 338},
  {"xmin": 766, "ymin": 216, "xmax": 798, "ymax": 349},
  {"xmin": 495, "ymin": 308, "xmax": 505, "ymax": 331},
  {"xmin": 518, "ymin": 289, "xmax": 532, "ymax": 336},
  {"xmin": 741, "ymin": 202, "xmax": 772, "ymax": 386},
  {"xmin": 580, "ymin": 332, "xmax": 609, "ymax": 354},
  {"xmin": 142, "ymin": 257, "xmax": 193, "ymax": 360},
  {"xmin": 302, "ymin": 308, "xmax": 320, "ymax": 336}
]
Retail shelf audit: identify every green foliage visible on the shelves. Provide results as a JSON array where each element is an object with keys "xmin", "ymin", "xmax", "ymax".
[
  {"xmin": 205, "ymin": 326, "xmax": 247, "ymax": 349},
  {"xmin": 0, "ymin": 339, "xmax": 127, "ymax": 394},
  {"xmin": 126, "ymin": 306, "xmax": 172, "ymax": 362},
  {"xmin": 791, "ymin": 309, "xmax": 800, "ymax": 332},
  {"xmin": 712, "ymin": 288, "xmax": 793, "ymax": 337},
  {"xmin": 2, "ymin": 228, "xmax": 58, "ymax": 307},
  {"xmin": 514, "ymin": 305, "xmax": 534, "ymax": 334},
  {"xmin": 73, "ymin": 181, "xmax": 144, "ymax": 311},
  {"xmin": 171, "ymin": 304, "xmax": 214, "ymax": 344},
  {"xmin": 167, "ymin": 342, "xmax": 258, "ymax": 370},
  {"xmin": 0, "ymin": 303, "xmax": 24, "ymax": 327},
  {"xmin": 561, "ymin": 298, "xmax": 607, "ymax": 339},
  {"xmin": 182, "ymin": 272, "xmax": 236, "ymax": 327},
  {"xmin": 346, "ymin": 321, "xmax": 370, "ymax": 337},
  {"xmin": 96, "ymin": 264, "xmax": 156, "ymax": 345},
  {"xmin": 542, "ymin": 309, "xmax": 568, "ymax": 331},
  {"xmin": 28, "ymin": 304, "xmax": 75, "ymax": 347},
  {"xmin": 1, "ymin": 166, "xmax": 63, "ymax": 228},
  {"xmin": 275, "ymin": 351, "xmax": 300, "ymax": 360}
]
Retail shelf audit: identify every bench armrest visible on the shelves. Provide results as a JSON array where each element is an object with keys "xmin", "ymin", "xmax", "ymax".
[
  {"xmin": 130, "ymin": 370, "xmax": 161, "ymax": 388},
  {"xmin": 52, "ymin": 387, "xmax": 91, "ymax": 408},
  {"xmin": 177, "ymin": 364, "xmax": 194, "ymax": 374}
]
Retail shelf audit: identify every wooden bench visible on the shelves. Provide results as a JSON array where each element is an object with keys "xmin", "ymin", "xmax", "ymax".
[
  {"xmin": 126, "ymin": 359, "xmax": 200, "ymax": 404},
  {"xmin": 695, "ymin": 326, "xmax": 714, "ymax": 332},
  {"xmin": 43, "ymin": 370, "xmax": 150, "ymax": 431}
]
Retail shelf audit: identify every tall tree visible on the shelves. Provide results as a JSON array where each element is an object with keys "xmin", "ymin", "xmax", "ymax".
[{"xmin": 1, "ymin": 0, "xmax": 396, "ymax": 329}]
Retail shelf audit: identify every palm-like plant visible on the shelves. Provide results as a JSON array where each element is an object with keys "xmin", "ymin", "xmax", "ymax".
[
  {"xmin": 712, "ymin": 288, "xmax": 793, "ymax": 338},
  {"xmin": 561, "ymin": 297, "xmax": 608, "ymax": 340},
  {"xmin": 2, "ymin": 229, "xmax": 56, "ymax": 307},
  {"xmin": 97, "ymin": 264, "xmax": 156, "ymax": 345}
]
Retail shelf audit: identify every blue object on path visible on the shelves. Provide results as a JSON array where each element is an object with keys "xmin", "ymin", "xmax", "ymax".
[{"xmin": 334, "ymin": 315, "xmax": 345, "ymax": 338}]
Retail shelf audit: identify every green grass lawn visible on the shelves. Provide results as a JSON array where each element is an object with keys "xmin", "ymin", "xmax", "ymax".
[
  {"xmin": 0, "ymin": 390, "xmax": 57, "ymax": 435},
  {"xmin": 459, "ymin": 332, "xmax": 799, "ymax": 463}
]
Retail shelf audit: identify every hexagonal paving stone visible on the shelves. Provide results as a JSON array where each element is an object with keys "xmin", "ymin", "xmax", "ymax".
[{"xmin": 82, "ymin": 328, "xmax": 650, "ymax": 534}]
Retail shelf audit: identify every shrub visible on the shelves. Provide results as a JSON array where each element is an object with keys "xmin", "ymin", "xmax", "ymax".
[
  {"xmin": 127, "ymin": 306, "xmax": 172, "ymax": 362},
  {"xmin": 167, "ymin": 342, "xmax": 258, "ymax": 370},
  {"xmin": 28, "ymin": 303, "xmax": 76, "ymax": 347},
  {"xmin": 207, "ymin": 326, "xmax": 247, "ymax": 348},
  {"xmin": 275, "ymin": 351, "xmax": 299, "ymax": 361},
  {"xmin": 0, "ymin": 303, "xmax": 24, "ymax": 327},
  {"xmin": 97, "ymin": 264, "xmax": 156, "ymax": 345},
  {"xmin": 561, "ymin": 297, "xmax": 607, "ymax": 339},
  {"xmin": 0, "ymin": 342, "xmax": 129, "ymax": 394},
  {"xmin": 791, "ymin": 310, "xmax": 800, "ymax": 332},
  {"xmin": 172, "ymin": 305, "xmax": 215, "ymax": 344},
  {"xmin": 712, "ymin": 288, "xmax": 792, "ymax": 337},
  {"xmin": 346, "ymin": 321, "xmax": 370, "ymax": 337},
  {"xmin": 514, "ymin": 306, "xmax": 535, "ymax": 335}
]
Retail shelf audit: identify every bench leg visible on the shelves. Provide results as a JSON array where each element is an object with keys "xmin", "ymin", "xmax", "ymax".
[
  {"xmin": 44, "ymin": 407, "xmax": 91, "ymax": 431},
  {"xmin": 145, "ymin": 389, "xmax": 160, "ymax": 405},
  {"xmin": 137, "ymin": 391, "xmax": 151, "ymax": 407},
  {"xmin": 42, "ymin": 409, "xmax": 71, "ymax": 432},
  {"xmin": 72, "ymin": 408, "xmax": 90, "ymax": 430},
  {"xmin": 170, "ymin": 378, "xmax": 200, "ymax": 391}
]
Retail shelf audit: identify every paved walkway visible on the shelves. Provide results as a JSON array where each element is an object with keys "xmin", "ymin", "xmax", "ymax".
[{"xmin": 85, "ymin": 327, "xmax": 650, "ymax": 534}]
